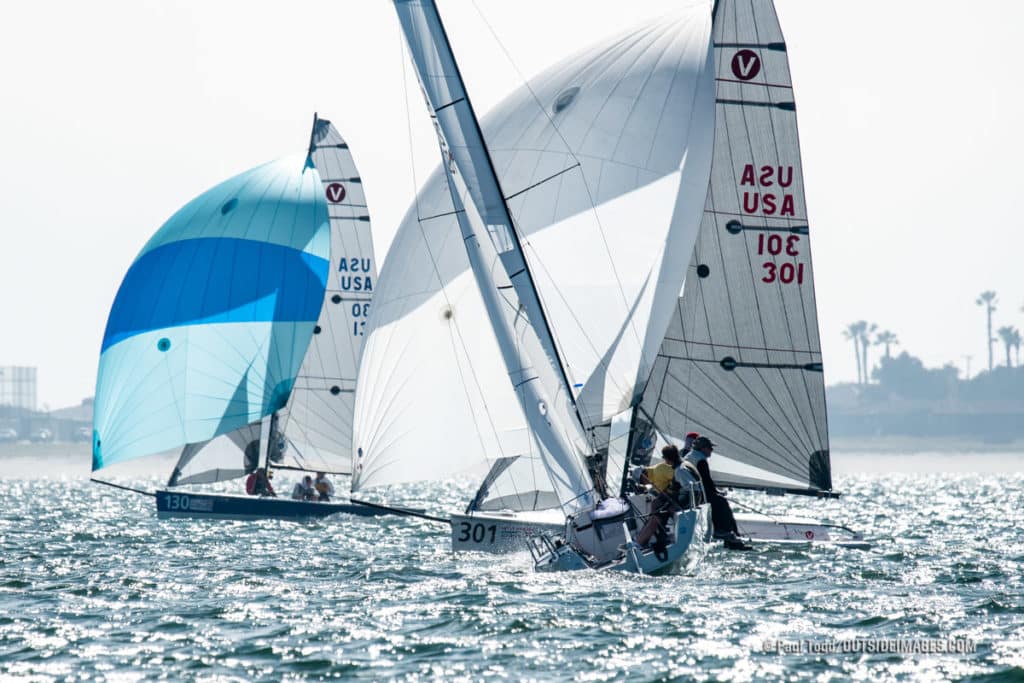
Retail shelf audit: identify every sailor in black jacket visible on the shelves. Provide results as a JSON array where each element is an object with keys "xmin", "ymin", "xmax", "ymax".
[{"xmin": 685, "ymin": 436, "xmax": 750, "ymax": 550}]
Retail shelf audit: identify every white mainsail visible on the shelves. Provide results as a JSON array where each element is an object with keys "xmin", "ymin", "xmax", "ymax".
[
  {"xmin": 638, "ymin": 0, "xmax": 832, "ymax": 495},
  {"xmin": 278, "ymin": 116, "xmax": 377, "ymax": 473},
  {"xmin": 353, "ymin": 5, "xmax": 715, "ymax": 512}
]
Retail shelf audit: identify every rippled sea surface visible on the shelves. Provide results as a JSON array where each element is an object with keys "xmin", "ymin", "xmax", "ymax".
[{"xmin": 2, "ymin": 451, "xmax": 1023, "ymax": 682}]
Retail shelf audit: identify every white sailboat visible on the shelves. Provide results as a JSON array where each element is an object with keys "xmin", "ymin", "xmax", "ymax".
[
  {"xmin": 353, "ymin": 1, "xmax": 717, "ymax": 573},
  {"xmin": 632, "ymin": 0, "xmax": 866, "ymax": 547},
  {"xmin": 92, "ymin": 115, "xmax": 387, "ymax": 521}
]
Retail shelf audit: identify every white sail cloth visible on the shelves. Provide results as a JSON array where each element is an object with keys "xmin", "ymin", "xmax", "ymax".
[
  {"xmin": 396, "ymin": 4, "xmax": 716, "ymax": 429},
  {"xmin": 279, "ymin": 117, "xmax": 377, "ymax": 473},
  {"xmin": 353, "ymin": 8, "xmax": 716, "ymax": 506}
]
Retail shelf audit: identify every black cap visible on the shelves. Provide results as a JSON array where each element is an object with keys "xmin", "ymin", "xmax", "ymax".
[{"xmin": 692, "ymin": 436, "xmax": 716, "ymax": 451}]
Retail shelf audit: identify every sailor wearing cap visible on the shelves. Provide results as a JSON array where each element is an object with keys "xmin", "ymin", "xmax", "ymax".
[{"xmin": 685, "ymin": 436, "xmax": 750, "ymax": 550}]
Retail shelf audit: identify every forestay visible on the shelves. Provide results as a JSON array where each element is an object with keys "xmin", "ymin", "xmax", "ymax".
[
  {"xmin": 353, "ymin": 6, "xmax": 716, "ymax": 512},
  {"xmin": 639, "ymin": 0, "xmax": 832, "ymax": 495},
  {"xmin": 92, "ymin": 158, "xmax": 330, "ymax": 471}
]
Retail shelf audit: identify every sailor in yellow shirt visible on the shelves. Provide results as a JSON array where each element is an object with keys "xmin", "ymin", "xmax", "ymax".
[{"xmin": 640, "ymin": 459, "xmax": 676, "ymax": 493}]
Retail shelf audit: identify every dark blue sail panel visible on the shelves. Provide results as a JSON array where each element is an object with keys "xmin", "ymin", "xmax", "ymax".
[
  {"xmin": 101, "ymin": 238, "xmax": 328, "ymax": 352},
  {"xmin": 93, "ymin": 157, "xmax": 331, "ymax": 471}
]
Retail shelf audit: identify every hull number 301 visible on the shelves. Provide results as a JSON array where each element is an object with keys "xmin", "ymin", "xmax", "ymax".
[{"xmin": 457, "ymin": 521, "xmax": 497, "ymax": 544}]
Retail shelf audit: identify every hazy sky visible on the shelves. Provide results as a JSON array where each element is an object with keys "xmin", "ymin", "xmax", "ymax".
[{"xmin": 1, "ymin": 1, "xmax": 1022, "ymax": 409}]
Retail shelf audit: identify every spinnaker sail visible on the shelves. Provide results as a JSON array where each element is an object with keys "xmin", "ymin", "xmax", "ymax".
[
  {"xmin": 94, "ymin": 116, "xmax": 377, "ymax": 488},
  {"xmin": 92, "ymin": 157, "xmax": 330, "ymax": 471},
  {"xmin": 638, "ymin": 0, "xmax": 832, "ymax": 495}
]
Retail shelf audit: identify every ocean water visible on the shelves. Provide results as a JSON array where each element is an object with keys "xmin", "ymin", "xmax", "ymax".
[{"xmin": 1, "ymin": 452, "xmax": 1023, "ymax": 682}]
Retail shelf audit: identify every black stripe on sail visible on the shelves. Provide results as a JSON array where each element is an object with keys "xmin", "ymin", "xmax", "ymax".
[
  {"xmin": 717, "ymin": 99, "xmax": 796, "ymax": 111},
  {"xmin": 419, "ymin": 208, "xmax": 465, "ymax": 222},
  {"xmin": 504, "ymin": 163, "xmax": 580, "ymax": 201},
  {"xmin": 720, "ymin": 356, "xmax": 823, "ymax": 373},
  {"xmin": 808, "ymin": 449, "xmax": 832, "ymax": 491},
  {"xmin": 434, "ymin": 97, "xmax": 466, "ymax": 113},
  {"xmin": 715, "ymin": 77, "xmax": 793, "ymax": 89},
  {"xmin": 725, "ymin": 220, "xmax": 808, "ymax": 235},
  {"xmin": 312, "ymin": 143, "xmax": 349, "ymax": 150},
  {"xmin": 715, "ymin": 41, "xmax": 787, "ymax": 51},
  {"xmin": 319, "ymin": 177, "xmax": 362, "ymax": 183}
]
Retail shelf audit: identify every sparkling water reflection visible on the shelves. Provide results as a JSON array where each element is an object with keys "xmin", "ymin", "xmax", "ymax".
[{"xmin": 1, "ymin": 453, "xmax": 1022, "ymax": 681}]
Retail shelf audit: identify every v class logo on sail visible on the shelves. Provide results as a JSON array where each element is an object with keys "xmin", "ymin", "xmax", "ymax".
[
  {"xmin": 730, "ymin": 49, "xmax": 761, "ymax": 81},
  {"xmin": 325, "ymin": 183, "xmax": 347, "ymax": 203}
]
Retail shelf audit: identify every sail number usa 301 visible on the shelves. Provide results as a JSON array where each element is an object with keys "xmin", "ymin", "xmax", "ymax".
[
  {"xmin": 757, "ymin": 233, "xmax": 805, "ymax": 285},
  {"xmin": 739, "ymin": 163, "xmax": 806, "ymax": 286}
]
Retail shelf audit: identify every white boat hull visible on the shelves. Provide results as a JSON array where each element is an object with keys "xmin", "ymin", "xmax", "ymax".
[
  {"xmin": 734, "ymin": 512, "xmax": 869, "ymax": 548},
  {"xmin": 530, "ymin": 491, "xmax": 712, "ymax": 574},
  {"xmin": 450, "ymin": 510, "xmax": 564, "ymax": 554},
  {"xmin": 535, "ymin": 506, "xmax": 710, "ymax": 574}
]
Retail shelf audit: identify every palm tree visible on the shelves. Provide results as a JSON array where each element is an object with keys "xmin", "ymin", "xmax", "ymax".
[
  {"xmin": 858, "ymin": 321, "xmax": 877, "ymax": 384},
  {"xmin": 976, "ymin": 291, "xmax": 998, "ymax": 371},
  {"xmin": 843, "ymin": 321, "xmax": 864, "ymax": 384},
  {"xmin": 1012, "ymin": 329, "xmax": 1022, "ymax": 367},
  {"xmin": 997, "ymin": 326, "xmax": 1015, "ymax": 367},
  {"xmin": 875, "ymin": 330, "xmax": 899, "ymax": 359}
]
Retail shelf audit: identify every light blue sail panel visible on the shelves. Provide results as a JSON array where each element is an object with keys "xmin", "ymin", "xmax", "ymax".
[{"xmin": 93, "ymin": 158, "xmax": 330, "ymax": 471}]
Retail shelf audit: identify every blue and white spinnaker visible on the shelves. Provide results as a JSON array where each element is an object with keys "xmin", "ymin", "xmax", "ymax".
[{"xmin": 92, "ymin": 156, "xmax": 330, "ymax": 472}]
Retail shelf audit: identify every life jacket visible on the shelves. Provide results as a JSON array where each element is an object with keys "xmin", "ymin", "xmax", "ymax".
[{"xmin": 245, "ymin": 473, "xmax": 257, "ymax": 495}]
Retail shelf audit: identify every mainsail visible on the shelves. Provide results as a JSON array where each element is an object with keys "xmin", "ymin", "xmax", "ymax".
[
  {"xmin": 92, "ymin": 157, "xmax": 330, "ymax": 471},
  {"xmin": 638, "ymin": 0, "xmax": 832, "ymax": 495},
  {"xmin": 277, "ymin": 116, "xmax": 377, "ymax": 473},
  {"xmin": 353, "ymin": 4, "xmax": 715, "ymax": 512}
]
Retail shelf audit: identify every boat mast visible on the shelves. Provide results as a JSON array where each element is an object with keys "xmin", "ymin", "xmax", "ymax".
[
  {"xmin": 393, "ymin": 0, "xmax": 597, "ymax": 510},
  {"xmin": 259, "ymin": 412, "xmax": 276, "ymax": 473}
]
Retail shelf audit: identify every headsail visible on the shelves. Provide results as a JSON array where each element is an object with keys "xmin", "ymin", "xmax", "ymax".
[
  {"xmin": 92, "ymin": 157, "xmax": 330, "ymax": 471},
  {"xmin": 639, "ymin": 0, "xmax": 832, "ymax": 495}
]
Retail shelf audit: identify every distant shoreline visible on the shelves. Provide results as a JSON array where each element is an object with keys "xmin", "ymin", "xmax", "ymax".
[{"xmin": 829, "ymin": 435, "xmax": 1024, "ymax": 453}]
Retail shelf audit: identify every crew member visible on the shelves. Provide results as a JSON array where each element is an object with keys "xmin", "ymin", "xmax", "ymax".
[
  {"xmin": 314, "ymin": 472, "xmax": 335, "ymax": 502},
  {"xmin": 246, "ymin": 467, "xmax": 276, "ymax": 497},
  {"xmin": 292, "ymin": 475, "xmax": 317, "ymax": 501},
  {"xmin": 686, "ymin": 436, "xmax": 750, "ymax": 550},
  {"xmin": 633, "ymin": 445, "xmax": 683, "ymax": 554}
]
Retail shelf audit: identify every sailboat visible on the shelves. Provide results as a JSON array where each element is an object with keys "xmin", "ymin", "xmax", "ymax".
[
  {"xmin": 349, "ymin": 1, "xmax": 717, "ymax": 573},
  {"xmin": 628, "ymin": 0, "xmax": 866, "ymax": 548},
  {"xmin": 91, "ymin": 115, "xmax": 388, "ymax": 521}
]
